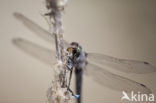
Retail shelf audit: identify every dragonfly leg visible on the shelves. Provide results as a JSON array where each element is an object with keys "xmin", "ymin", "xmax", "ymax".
[
  {"xmin": 66, "ymin": 68, "xmax": 80, "ymax": 99},
  {"xmin": 67, "ymin": 67, "xmax": 73, "ymax": 90}
]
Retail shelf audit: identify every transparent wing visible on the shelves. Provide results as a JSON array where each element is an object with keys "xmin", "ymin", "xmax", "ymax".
[
  {"xmin": 12, "ymin": 38, "xmax": 56, "ymax": 66},
  {"xmin": 12, "ymin": 39, "xmax": 152, "ymax": 93},
  {"xmin": 13, "ymin": 12, "xmax": 156, "ymax": 74},
  {"xmin": 13, "ymin": 12, "xmax": 70, "ymax": 48},
  {"xmin": 87, "ymin": 53, "xmax": 156, "ymax": 74},
  {"xmin": 85, "ymin": 63, "xmax": 151, "ymax": 94}
]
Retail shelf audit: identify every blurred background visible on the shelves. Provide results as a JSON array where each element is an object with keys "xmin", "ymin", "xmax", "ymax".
[{"xmin": 0, "ymin": 0, "xmax": 156, "ymax": 103}]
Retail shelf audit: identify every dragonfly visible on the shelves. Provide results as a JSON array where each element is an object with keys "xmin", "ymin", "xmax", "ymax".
[{"xmin": 13, "ymin": 12, "xmax": 156, "ymax": 103}]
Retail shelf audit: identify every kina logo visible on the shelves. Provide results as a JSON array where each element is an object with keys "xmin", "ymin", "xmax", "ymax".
[{"xmin": 121, "ymin": 91, "xmax": 154, "ymax": 102}]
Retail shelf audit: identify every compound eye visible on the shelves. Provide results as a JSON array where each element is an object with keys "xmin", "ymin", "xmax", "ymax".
[{"xmin": 67, "ymin": 47, "xmax": 72, "ymax": 52}]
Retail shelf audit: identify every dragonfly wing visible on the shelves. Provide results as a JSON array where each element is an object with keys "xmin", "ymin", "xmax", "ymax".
[
  {"xmin": 13, "ymin": 12, "xmax": 70, "ymax": 48},
  {"xmin": 12, "ymin": 38, "xmax": 152, "ymax": 93},
  {"xmin": 87, "ymin": 53, "xmax": 156, "ymax": 74},
  {"xmin": 85, "ymin": 63, "xmax": 152, "ymax": 94},
  {"xmin": 12, "ymin": 38, "xmax": 56, "ymax": 66}
]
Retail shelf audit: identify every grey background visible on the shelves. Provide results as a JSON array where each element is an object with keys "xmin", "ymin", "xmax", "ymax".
[{"xmin": 0, "ymin": 0, "xmax": 156, "ymax": 103}]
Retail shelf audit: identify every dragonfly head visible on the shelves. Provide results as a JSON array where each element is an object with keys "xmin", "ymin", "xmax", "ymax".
[
  {"xmin": 66, "ymin": 42, "xmax": 82, "ymax": 57},
  {"xmin": 70, "ymin": 42, "xmax": 82, "ymax": 53}
]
